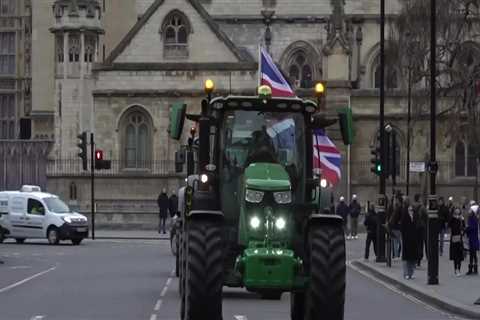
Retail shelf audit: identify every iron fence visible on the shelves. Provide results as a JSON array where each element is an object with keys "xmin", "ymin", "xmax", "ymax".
[{"xmin": 46, "ymin": 159, "xmax": 179, "ymax": 177}]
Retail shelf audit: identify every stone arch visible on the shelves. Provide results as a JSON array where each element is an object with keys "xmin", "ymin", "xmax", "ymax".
[
  {"xmin": 280, "ymin": 41, "xmax": 322, "ymax": 89},
  {"xmin": 363, "ymin": 42, "xmax": 400, "ymax": 89},
  {"xmin": 117, "ymin": 105, "xmax": 154, "ymax": 169}
]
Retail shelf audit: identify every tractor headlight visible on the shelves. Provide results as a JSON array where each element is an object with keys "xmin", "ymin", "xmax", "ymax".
[
  {"xmin": 246, "ymin": 189, "xmax": 264, "ymax": 203},
  {"xmin": 250, "ymin": 216, "xmax": 261, "ymax": 229},
  {"xmin": 320, "ymin": 179, "xmax": 328, "ymax": 188},
  {"xmin": 273, "ymin": 191, "xmax": 292, "ymax": 204},
  {"xmin": 275, "ymin": 217, "xmax": 286, "ymax": 230}
]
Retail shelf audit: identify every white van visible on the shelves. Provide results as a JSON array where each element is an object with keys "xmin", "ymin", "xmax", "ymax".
[{"xmin": 0, "ymin": 185, "xmax": 88, "ymax": 245}]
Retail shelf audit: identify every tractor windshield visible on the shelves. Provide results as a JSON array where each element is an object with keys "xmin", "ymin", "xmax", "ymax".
[{"xmin": 221, "ymin": 109, "xmax": 305, "ymax": 182}]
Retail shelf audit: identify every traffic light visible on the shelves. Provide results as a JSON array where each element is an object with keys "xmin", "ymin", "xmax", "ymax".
[
  {"xmin": 77, "ymin": 131, "xmax": 88, "ymax": 171},
  {"xmin": 338, "ymin": 106, "xmax": 354, "ymax": 145},
  {"xmin": 370, "ymin": 146, "xmax": 382, "ymax": 176},
  {"xmin": 94, "ymin": 149, "xmax": 111, "ymax": 170}
]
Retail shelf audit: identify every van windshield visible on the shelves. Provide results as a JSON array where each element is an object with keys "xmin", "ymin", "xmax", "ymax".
[{"xmin": 44, "ymin": 197, "xmax": 71, "ymax": 213}]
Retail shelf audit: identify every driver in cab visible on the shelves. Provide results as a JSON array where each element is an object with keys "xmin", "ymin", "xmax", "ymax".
[{"xmin": 245, "ymin": 125, "xmax": 277, "ymax": 167}]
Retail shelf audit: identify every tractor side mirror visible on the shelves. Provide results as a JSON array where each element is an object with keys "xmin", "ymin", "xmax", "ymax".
[
  {"xmin": 175, "ymin": 150, "xmax": 186, "ymax": 173},
  {"xmin": 168, "ymin": 103, "xmax": 187, "ymax": 140}
]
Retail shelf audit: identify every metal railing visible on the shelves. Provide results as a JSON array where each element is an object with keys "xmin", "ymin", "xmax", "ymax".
[{"xmin": 46, "ymin": 159, "xmax": 178, "ymax": 177}]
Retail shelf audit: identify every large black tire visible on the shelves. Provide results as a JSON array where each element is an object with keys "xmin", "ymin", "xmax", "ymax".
[
  {"xmin": 47, "ymin": 227, "xmax": 60, "ymax": 245},
  {"xmin": 290, "ymin": 292, "xmax": 305, "ymax": 320},
  {"xmin": 182, "ymin": 218, "xmax": 223, "ymax": 320},
  {"xmin": 259, "ymin": 290, "xmax": 282, "ymax": 300},
  {"xmin": 15, "ymin": 238, "xmax": 26, "ymax": 244},
  {"xmin": 305, "ymin": 224, "xmax": 345, "ymax": 320},
  {"xmin": 71, "ymin": 238, "xmax": 83, "ymax": 245}
]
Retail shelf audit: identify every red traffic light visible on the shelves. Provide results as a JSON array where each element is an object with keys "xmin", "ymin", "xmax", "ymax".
[{"xmin": 95, "ymin": 149, "xmax": 103, "ymax": 161}]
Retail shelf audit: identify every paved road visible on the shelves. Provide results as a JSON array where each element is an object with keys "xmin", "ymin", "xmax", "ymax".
[{"xmin": 0, "ymin": 237, "xmax": 470, "ymax": 320}]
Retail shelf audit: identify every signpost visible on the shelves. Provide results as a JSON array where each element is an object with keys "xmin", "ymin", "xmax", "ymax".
[{"xmin": 409, "ymin": 161, "xmax": 426, "ymax": 173}]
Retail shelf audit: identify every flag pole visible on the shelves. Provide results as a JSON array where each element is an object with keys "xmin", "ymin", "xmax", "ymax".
[{"xmin": 258, "ymin": 45, "xmax": 262, "ymax": 88}]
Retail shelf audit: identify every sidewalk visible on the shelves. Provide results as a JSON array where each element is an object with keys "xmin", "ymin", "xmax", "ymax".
[
  {"xmin": 90, "ymin": 229, "xmax": 170, "ymax": 240},
  {"xmin": 350, "ymin": 234, "xmax": 480, "ymax": 319}
]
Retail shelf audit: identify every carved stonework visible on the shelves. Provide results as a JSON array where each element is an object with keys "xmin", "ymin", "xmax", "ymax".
[
  {"xmin": 68, "ymin": 0, "xmax": 79, "ymax": 17},
  {"xmin": 54, "ymin": 3, "xmax": 63, "ymax": 18},
  {"xmin": 86, "ymin": 3, "xmax": 95, "ymax": 18}
]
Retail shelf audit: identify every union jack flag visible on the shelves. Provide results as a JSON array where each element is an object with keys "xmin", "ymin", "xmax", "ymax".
[
  {"xmin": 313, "ymin": 129, "xmax": 341, "ymax": 186},
  {"xmin": 260, "ymin": 47, "xmax": 296, "ymax": 97}
]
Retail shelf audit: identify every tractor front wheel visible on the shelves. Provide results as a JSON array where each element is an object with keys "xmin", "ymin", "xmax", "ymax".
[
  {"xmin": 305, "ymin": 224, "xmax": 345, "ymax": 320},
  {"xmin": 182, "ymin": 218, "xmax": 223, "ymax": 320}
]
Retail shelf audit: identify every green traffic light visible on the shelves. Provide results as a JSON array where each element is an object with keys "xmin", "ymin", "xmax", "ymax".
[{"xmin": 376, "ymin": 163, "xmax": 382, "ymax": 174}]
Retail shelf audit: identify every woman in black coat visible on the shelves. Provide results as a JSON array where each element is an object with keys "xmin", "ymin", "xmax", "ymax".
[
  {"xmin": 401, "ymin": 205, "xmax": 418, "ymax": 279},
  {"xmin": 449, "ymin": 208, "xmax": 465, "ymax": 276}
]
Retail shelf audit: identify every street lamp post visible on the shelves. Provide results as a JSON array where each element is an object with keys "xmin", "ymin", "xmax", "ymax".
[
  {"xmin": 427, "ymin": 0, "xmax": 439, "ymax": 286},
  {"xmin": 407, "ymin": 57, "xmax": 412, "ymax": 197},
  {"xmin": 376, "ymin": 0, "xmax": 387, "ymax": 263}
]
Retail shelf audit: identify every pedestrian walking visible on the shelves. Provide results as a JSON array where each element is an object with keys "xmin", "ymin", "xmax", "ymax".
[
  {"xmin": 449, "ymin": 208, "xmax": 465, "ymax": 276},
  {"xmin": 157, "ymin": 188, "xmax": 169, "ymax": 234},
  {"xmin": 447, "ymin": 196, "xmax": 455, "ymax": 221},
  {"xmin": 336, "ymin": 196, "xmax": 349, "ymax": 237},
  {"xmin": 413, "ymin": 194, "xmax": 428, "ymax": 267},
  {"xmin": 389, "ymin": 194, "xmax": 403, "ymax": 259},
  {"xmin": 364, "ymin": 203, "xmax": 377, "ymax": 260},
  {"xmin": 169, "ymin": 190, "xmax": 179, "ymax": 218},
  {"xmin": 465, "ymin": 205, "xmax": 479, "ymax": 275},
  {"xmin": 438, "ymin": 197, "xmax": 450, "ymax": 256},
  {"xmin": 401, "ymin": 205, "xmax": 418, "ymax": 280},
  {"xmin": 349, "ymin": 194, "xmax": 361, "ymax": 239}
]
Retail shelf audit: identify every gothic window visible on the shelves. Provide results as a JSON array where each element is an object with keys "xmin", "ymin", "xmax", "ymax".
[
  {"xmin": 86, "ymin": 4, "xmax": 95, "ymax": 18},
  {"xmin": 84, "ymin": 37, "xmax": 95, "ymax": 63},
  {"xmin": 56, "ymin": 36, "xmax": 64, "ymax": 63},
  {"xmin": 0, "ymin": 94, "xmax": 15, "ymax": 139},
  {"xmin": 0, "ymin": 0, "xmax": 15, "ymax": 16},
  {"xmin": 373, "ymin": 54, "xmax": 399, "ymax": 89},
  {"xmin": 53, "ymin": 4, "xmax": 63, "ymax": 19},
  {"xmin": 121, "ymin": 108, "xmax": 152, "ymax": 169},
  {"xmin": 287, "ymin": 51, "xmax": 314, "ymax": 89},
  {"xmin": 455, "ymin": 141, "xmax": 478, "ymax": 177},
  {"xmin": 161, "ymin": 11, "xmax": 191, "ymax": 59},
  {"xmin": 69, "ymin": 35, "xmax": 80, "ymax": 62},
  {"xmin": 0, "ymin": 32, "xmax": 15, "ymax": 75}
]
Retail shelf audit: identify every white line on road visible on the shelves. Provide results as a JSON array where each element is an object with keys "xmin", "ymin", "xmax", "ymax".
[
  {"xmin": 166, "ymin": 277, "xmax": 172, "ymax": 286},
  {"xmin": 170, "ymin": 269, "xmax": 175, "ymax": 276},
  {"xmin": 149, "ymin": 314, "xmax": 157, "ymax": 320},
  {"xmin": 30, "ymin": 316, "xmax": 45, "ymax": 320},
  {"xmin": 160, "ymin": 286, "xmax": 168, "ymax": 297},
  {"xmin": 234, "ymin": 316, "xmax": 248, "ymax": 320},
  {"xmin": 154, "ymin": 299, "xmax": 162, "ymax": 311},
  {"xmin": 9, "ymin": 265, "xmax": 32, "ymax": 270},
  {"xmin": 0, "ymin": 265, "xmax": 57, "ymax": 294}
]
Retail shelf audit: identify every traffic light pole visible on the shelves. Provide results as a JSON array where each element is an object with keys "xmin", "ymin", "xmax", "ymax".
[
  {"xmin": 427, "ymin": 0, "xmax": 439, "ymax": 285},
  {"xmin": 90, "ymin": 133, "xmax": 95, "ymax": 240},
  {"xmin": 376, "ymin": 0, "xmax": 387, "ymax": 263}
]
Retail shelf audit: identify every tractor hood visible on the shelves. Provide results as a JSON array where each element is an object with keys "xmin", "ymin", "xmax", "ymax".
[{"xmin": 244, "ymin": 163, "xmax": 291, "ymax": 192}]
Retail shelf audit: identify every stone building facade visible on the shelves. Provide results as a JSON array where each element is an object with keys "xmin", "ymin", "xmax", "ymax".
[{"xmin": 2, "ymin": 0, "xmax": 478, "ymax": 227}]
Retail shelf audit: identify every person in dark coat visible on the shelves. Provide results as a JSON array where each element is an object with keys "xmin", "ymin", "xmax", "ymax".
[
  {"xmin": 413, "ymin": 194, "xmax": 427, "ymax": 266},
  {"xmin": 438, "ymin": 197, "xmax": 450, "ymax": 256},
  {"xmin": 336, "ymin": 196, "xmax": 349, "ymax": 236},
  {"xmin": 389, "ymin": 195, "xmax": 403, "ymax": 259},
  {"xmin": 364, "ymin": 204, "xmax": 377, "ymax": 260},
  {"xmin": 157, "ymin": 188, "xmax": 169, "ymax": 234},
  {"xmin": 401, "ymin": 205, "xmax": 418, "ymax": 279},
  {"xmin": 169, "ymin": 190, "xmax": 179, "ymax": 218},
  {"xmin": 465, "ymin": 205, "xmax": 479, "ymax": 275},
  {"xmin": 449, "ymin": 208, "xmax": 465, "ymax": 276},
  {"xmin": 349, "ymin": 194, "xmax": 361, "ymax": 239}
]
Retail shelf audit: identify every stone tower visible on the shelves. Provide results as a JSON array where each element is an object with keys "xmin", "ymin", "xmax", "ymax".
[{"xmin": 50, "ymin": 0, "xmax": 104, "ymax": 158}]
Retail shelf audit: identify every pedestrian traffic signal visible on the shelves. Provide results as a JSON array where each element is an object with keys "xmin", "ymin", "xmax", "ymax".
[
  {"xmin": 94, "ymin": 149, "xmax": 111, "ymax": 170},
  {"xmin": 77, "ymin": 131, "xmax": 88, "ymax": 171},
  {"xmin": 370, "ymin": 146, "xmax": 382, "ymax": 176}
]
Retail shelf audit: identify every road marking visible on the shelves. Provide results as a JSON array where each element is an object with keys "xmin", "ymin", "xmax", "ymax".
[
  {"xmin": 0, "ymin": 265, "xmax": 57, "ymax": 294},
  {"xmin": 170, "ymin": 269, "xmax": 175, "ymax": 276},
  {"xmin": 9, "ymin": 265, "xmax": 32, "ymax": 270},
  {"xmin": 234, "ymin": 316, "xmax": 248, "ymax": 320},
  {"xmin": 166, "ymin": 277, "xmax": 172, "ymax": 286},
  {"xmin": 30, "ymin": 316, "xmax": 45, "ymax": 320},
  {"xmin": 160, "ymin": 286, "xmax": 168, "ymax": 297},
  {"xmin": 347, "ymin": 261, "xmax": 467, "ymax": 320},
  {"xmin": 149, "ymin": 314, "xmax": 157, "ymax": 320},
  {"xmin": 154, "ymin": 299, "xmax": 162, "ymax": 311}
]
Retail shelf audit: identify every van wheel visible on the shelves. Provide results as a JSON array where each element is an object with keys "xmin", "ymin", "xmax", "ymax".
[
  {"xmin": 0, "ymin": 231, "xmax": 5, "ymax": 243},
  {"xmin": 71, "ymin": 238, "xmax": 82, "ymax": 245},
  {"xmin": 47, "ymin": 227, "xmax": 60, "ymax": 245},
  {"xmin": 15, "ymin": 238, "xmax": 25, "ymax": 244}
]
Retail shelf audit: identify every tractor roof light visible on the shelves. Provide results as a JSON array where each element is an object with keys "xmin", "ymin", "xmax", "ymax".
[
  {"xmin": 205, "ymin": 79, "xmax": 215, "ymax": 95},
  {"xmin": 258, "ymin": 85, "xmax": 272, "ymax": 101},
  {"xmin": 315, "ymin": 82, "xmax": 326, "ymax": 97}
]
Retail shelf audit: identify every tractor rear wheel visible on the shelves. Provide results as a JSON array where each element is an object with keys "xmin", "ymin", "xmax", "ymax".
[
  {"xmin": 182, "ymin": 218, "xmax": 223, "ymax": 320},
  {"xmin": 290, "ymin": 292, "xmax": 305, "ymax": 320},
  {"xmin": 305, "ymin": 224, "xmax": 345, "ymax": 320}
]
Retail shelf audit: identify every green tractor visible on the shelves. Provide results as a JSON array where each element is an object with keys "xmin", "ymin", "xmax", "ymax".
[{"xmin": 170, "ymin": 82, "xmax": 352, "ymax": 320}]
